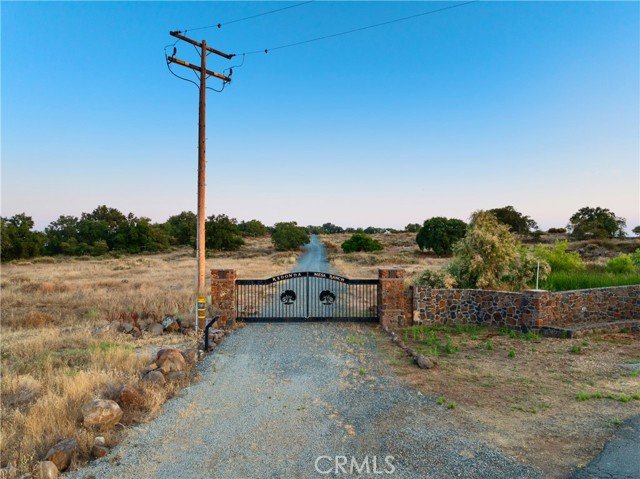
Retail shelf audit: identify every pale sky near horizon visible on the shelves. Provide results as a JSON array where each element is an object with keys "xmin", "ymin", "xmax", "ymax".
[{"xmin": 2, "ymin": 1, "xmax": 639, "ymax": 232}]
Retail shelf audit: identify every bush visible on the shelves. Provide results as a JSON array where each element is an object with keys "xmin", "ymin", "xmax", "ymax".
[
  {"xmin": 488, "ymin": 206, "xmax": 538, "ymax": 234},
  {"xmin": 416, "ymin": 217, "xmax": 467, "ymax": 256},
  {"xmin": 238, "ymin": 219, "xmax": 268, "ymax": 237},
  {"xmin": 534, "ymin": 240, "xmax": 584, "ymax": 272},
  {"xmin": 205, "ymin": 214, "xmax": 244, "ymax": 251},
  {"xmin": 630, "ymin": 249, "xmax": 640, "ymax": 269},
  {"xmin": 447, "ymin": 210, "xmax": 549, "ymax": 290},
  {"xmin": 271, "ymin": 222, "xmax": 310, "ymax": 251},
  {"xmin": 548, "ymin": 228, "xmax": 567, "ymax": 234},
  {"xmin": 341, "ymin": 233, "xmax": 383, "ymax": 253},
  {"xmin": 606, "ymin": 255, "xmax": 635, "ymax": 274}
]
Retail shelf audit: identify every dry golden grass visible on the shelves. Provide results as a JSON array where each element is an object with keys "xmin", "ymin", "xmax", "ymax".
[
  {"xmin": 321, "ymin": 232, "xmax": 450, "ymax": 282},
  {"xmin": 0, "ymin": 237, "xmax": 298, "ymax": 471}
]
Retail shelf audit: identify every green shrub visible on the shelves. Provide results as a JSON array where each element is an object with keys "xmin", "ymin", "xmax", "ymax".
[
  {"xmin": 606, "ymin": 255, "xmax": 635, "ymax": 274},
  {"xmin": 534, "ymin": 240, "xmax": 584, "ymax": 272},
  {"xmin": 630, "ymin": 249, "xmax": 640, "ymax": 269},
  {"xmin": 271, "ymin": 222, "xmax": 310, "ymax": 251},
  {"xmin": 414, "ymin": 269, "xmax": 447, "ymax": 288},
  {"xmin": 341, "ymin": 233, "xmax": 383, "ymax": 253}
]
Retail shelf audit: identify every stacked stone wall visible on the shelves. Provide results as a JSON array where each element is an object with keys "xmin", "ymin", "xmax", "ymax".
[
  {"xmin": 413, "ymin": 285, "xmax": 640, "ymax": 329},
  {"xmin": 548, "ymin": 286, "xmax": 640, "ymax": 326},
  {"xmin": 414, "ymin": 288, "xmax": 525, "ymax": 328}
]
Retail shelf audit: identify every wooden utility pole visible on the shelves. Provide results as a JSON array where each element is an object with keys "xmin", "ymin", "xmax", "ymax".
[{"xmin": 167, "ymin": 31, "xmax": 233, "ymax": 331}]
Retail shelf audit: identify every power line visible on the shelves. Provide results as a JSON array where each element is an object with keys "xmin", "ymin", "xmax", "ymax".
[
  {"xmin": 176, "ymin": 1, "xmax": 315, "ymax": 34},
  {"xmin": 239, "ymin": 0, "xmax": 479, "ymax": 55}
]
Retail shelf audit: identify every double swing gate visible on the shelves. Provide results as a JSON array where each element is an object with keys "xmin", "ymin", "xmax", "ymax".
[{"xmin": 236, "ymin": 272, "xmax": 379, "ymax": 322}]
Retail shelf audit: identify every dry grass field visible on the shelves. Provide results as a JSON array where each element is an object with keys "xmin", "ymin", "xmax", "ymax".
[
  {"xmin": 321, "ymin": 232, "xmax": 450, "ymax": 282},
  {"xmin": 0, "ymin": 237, "xmax": 299, "ymax": 471}
]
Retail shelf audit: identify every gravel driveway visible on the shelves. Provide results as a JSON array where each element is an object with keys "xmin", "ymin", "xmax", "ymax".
[{"xmin": 65, "ymin": 322, "xmax": 541, "ymax": 479}]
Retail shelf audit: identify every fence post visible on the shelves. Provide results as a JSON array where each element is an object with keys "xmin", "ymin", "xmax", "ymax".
[
  {"xmin": 210, "ymin": 269, "xmax": 237, "ymax": 329},
  {"xmin": 378, "ymin": 268, "xmax": 410, "ymax": 328}
]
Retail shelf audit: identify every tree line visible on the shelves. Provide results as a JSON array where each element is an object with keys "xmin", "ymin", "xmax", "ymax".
[{"xmin": 0, "ymin": 204, "xmax": 634, "ymax": 262}]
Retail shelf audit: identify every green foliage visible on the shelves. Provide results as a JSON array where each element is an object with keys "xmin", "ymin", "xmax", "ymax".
[
  {"xmin": 320, "ymin": 222, "xmax": 345, "ymax": 234},
  {"xmin": 271, "ymin": 222, "xmax": 310, "ymax": 251},
  {"xmin": 606, "ymin": 255, "xmax": 635, "ymax": 274},
  {"xmin": 205, "ymin": 214, "xmax": 244, "ymax": 251},
  {"xmin": 548, "ymin": 228, "xmax": 567, "ymax": 234},
  {"xmin": 405, "ymin": 223, "xmax": 421, "ymax": 233},
  {"xmin": 341, "ymin": 233, "xmax": 383, "ymax": 253},
  {"xmin": 488, "ymin": 206, "xmax": 538, "ymax": 234},
  {"xmin": 416, "ymin": 217, "xmax": 467, "ymax": 256},
  {"xmin": 542, "ymin": 271, "xmax": 640, "ymax": 291},
  {"xmin": 414, "ymin": 269, "xmax": 448, "ymax": 288},
  {"xmin": 446, "ymin": 211, "xmax": 549, "ymax": 290},
  {"xmin": 633, "ymin": 226, "xmax": 640, "ymax": 237},
  {"xmin": 534, "ymin": 240, "xmax": 585, "ymax": 272},
  {"xmin": 238, "ymin": 219, "xmax": 269, "ymax": 237},
  {"xmin": 567, "ymin": 206, "xmax": 626, "ymax": 239},
  {"xmin": 163, "ymin": 211, "xmax": 197, "ymax": 246},
  {"xmin": 1, "ymin": 214, "xmax": 45, "ymax": 261},
  {"xmin": 630, "ymin": 249, "xmax": 640, "ymax": 269}
]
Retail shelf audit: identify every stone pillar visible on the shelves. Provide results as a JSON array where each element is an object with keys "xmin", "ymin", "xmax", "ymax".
[
  {"xmin": 210, "ymin": 269, "xmax": 237, "ymax": 330},
  {"xmin": 521, "ymin": 289, "xmax": 552, "ymax": 329},
  {"xmin": 378, "ymin": 268, "xmax": 409, "ymax": 328}
]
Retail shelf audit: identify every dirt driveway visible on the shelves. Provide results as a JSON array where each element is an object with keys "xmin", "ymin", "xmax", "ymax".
[{"xmin": 64, "ymin": 323, "xmax": 541, "ymax": 479}]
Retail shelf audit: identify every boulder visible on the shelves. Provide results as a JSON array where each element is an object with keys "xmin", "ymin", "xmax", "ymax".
[
  {"xmin": 44, "ymin": 438, "xmax": 78, "ymax": 472},
  {"xmin": 148, "ymin": 323, "xmax": 164, "ymax": 336},
  {"xmin": 121, "ymin": 322, "xmax": 134, "ymax": 334},
  {"xmin": 118, "ymin": 384, "xmax": 144, "ymax": 407},
  {"xmin": 156, "ymin": 349, "xmax": 187, "ymax": 374},
  {"xmin": 91, "ymin": 445, "xmax": 109, "ymax": 459},
  {"xmin": 81, "ymin": 399, "xmax": 123, "ymax": 428},
  {"xmin": 164, "ymin": 321, "xmax": 180, "ymax": 333},
  {"xmin": 93, "ymin": 436, "xmax": 106, "ymax": 446},
  {"xmin": 180, "ymin": 349, "xmax": 198, "ymax": 367},
  {"xmin": 31, "ymin": 461, "xmax": 58, "ymax": 479},
  {"xmin": 166, "ymin": 371, "xmax": 187, "ymax": 381},
  {"xmin": 143, "ymin": 370, "xmax": 166, "ymax": 385},
  {"xmin": 414, "ymin": 355, "xmax": 436, "ymax": 369}
]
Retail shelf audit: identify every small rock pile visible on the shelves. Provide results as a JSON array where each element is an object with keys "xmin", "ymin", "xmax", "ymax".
[
  {"xmin": 94, "ymin": 315, "xmax": 193, "ymax": 339},
  {"xmin": 383, "ymin": 326, "xmax": 437, "ymax": 370}
]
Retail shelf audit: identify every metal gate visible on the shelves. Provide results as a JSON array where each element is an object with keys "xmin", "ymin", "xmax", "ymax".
[{"xmin": 236, "ymin": 271, "xmax": 378, "ymax": 321}]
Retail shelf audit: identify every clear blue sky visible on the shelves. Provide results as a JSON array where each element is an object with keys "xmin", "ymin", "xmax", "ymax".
[{"xmin": 2, "ymin": 1, "xmax": 639, "ymax": 231}]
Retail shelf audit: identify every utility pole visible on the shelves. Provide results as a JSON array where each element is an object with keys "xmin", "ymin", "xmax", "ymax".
[{"xmin": 167, "ymin": 31, "xmax": 233, "ymax": 331}]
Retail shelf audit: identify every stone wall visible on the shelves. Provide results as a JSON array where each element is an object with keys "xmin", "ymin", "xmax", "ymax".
[
  {"xmin": 414, "ymin": 285, "xmax": 640, "ymax": 329},
  {"xmin": 547, "ymin": 286, "xmax": 640, "ymax": 326}
]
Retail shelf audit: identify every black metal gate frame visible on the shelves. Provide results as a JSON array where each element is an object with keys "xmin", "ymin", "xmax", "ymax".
[{"xmin": 236, "ymin": 271, "xmax": 379, "ymax": 322}]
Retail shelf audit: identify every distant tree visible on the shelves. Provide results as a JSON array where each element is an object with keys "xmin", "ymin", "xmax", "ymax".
[
  {"xmin": 44, "ymin": 215, "xmax": 80, "ymax": 255},
  {"xmin": 238, "ymin": 219, "xmax": 268, "ymax": 237},
  {"xmin": 567, "ymin": 207, "xmax": 626, "ymax": 239},
  {"xmin": 547, "ymin": 228, "xmax": 566, "ymax": 234},
  {"xmin": 205, "ymin": 214, "xmax": 244, "ymax": 251},
  {"xmin": 113, "ymin": 214, "xmax": 170, "ymax": 254},
  {"xmin": 341, "ymin": 233, "xmax": 383, "ymax": 253},
  {"xmin": 306, "ymin": 225, "xmax": 323, "ymax": 234},
  {"xmin": 1, "ymin": 214, "xmax": 45, "ymax": 261},
  {"xmin": 405, "ymin": 223, "xmax": 421, "ymax": 233},
  {"xmin": 164, "ymin": 211, "xmax": 197, "ymax": 246},
  {"xmin": 447, "ymin": 211, "xmax": 549, "ymax": 290},
  {"xmin": 488, "ymin": 206, "xmax": 538, "ymax": 234},
  {"xmin": 416, "ymin": 217, "xmax": 467, "ymax": 256},
  {"xmin": 633, "ymin": 226, "xmax": 640, "ymax": 237},
  {"xmin": 77, "ymin": 205, "xmax": 127, "ymax": 248},
  {"xmin": 364, "ymin": 226, "xmax": 383, "ymax": 234},
  {"xmin": 321, "ymin": 223, "xmax": 344, "ymax": 234},
  {"xmin": 271, "ymin": 222, "xmax": 309, "ymax": 251}
]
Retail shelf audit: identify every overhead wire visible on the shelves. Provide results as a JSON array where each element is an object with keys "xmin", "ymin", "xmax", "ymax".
[
  {"xmin": 176, "ymin": 1, "xmax": 315, "ymax": 34},
  {"xmin": 239, "ymin": 0, "xmax": 479, "ymax": 55}
]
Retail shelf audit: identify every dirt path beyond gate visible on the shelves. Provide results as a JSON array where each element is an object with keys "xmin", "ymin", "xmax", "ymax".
[{"xmin": 64, "ymin": 322, "xmax": 541, "ymax": 479}]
